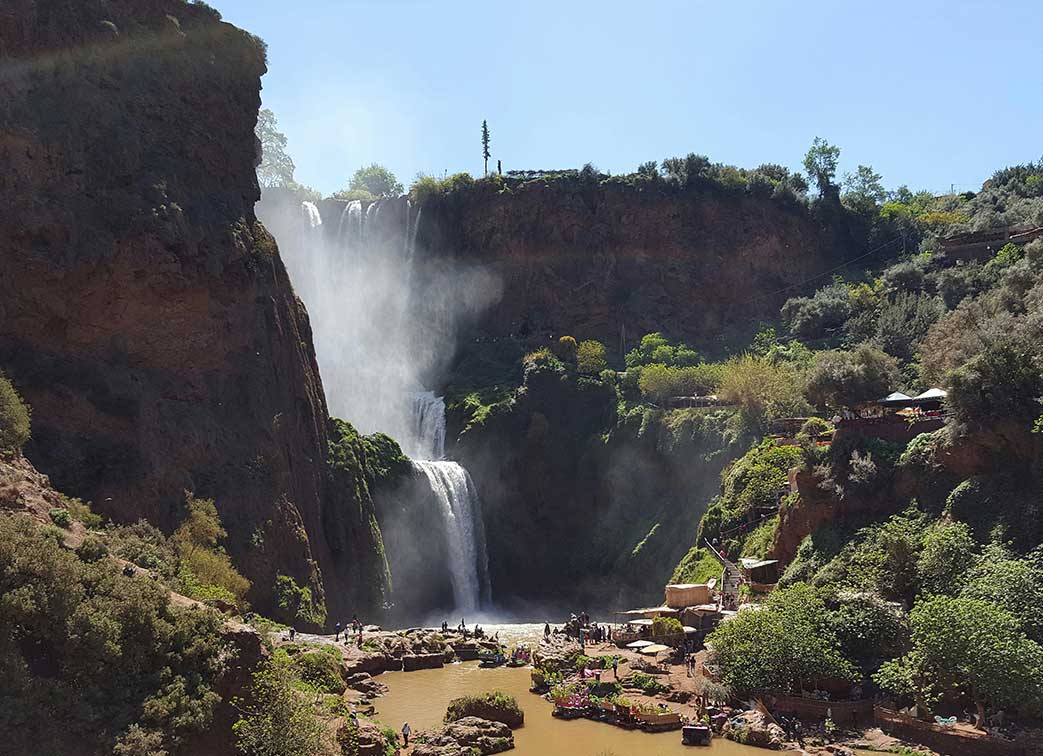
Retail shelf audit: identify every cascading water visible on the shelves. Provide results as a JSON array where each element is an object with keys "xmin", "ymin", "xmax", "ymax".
[
  {"xmin": 407, "ymin": 390, "xmax": 490, "ymax": 612},
  {"xmin": 413, "ymin": 460, "xmax": 491, "ymax": 613},
  {"xmin": 260, "ymin": 192, "xmax": 497, "ymax": 614},
  {"xmin": 409, "ymin": 391, "xmax": 446, "ymax": 460}
]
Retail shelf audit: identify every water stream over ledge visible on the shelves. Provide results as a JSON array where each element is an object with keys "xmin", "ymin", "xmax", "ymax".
[{"xmin": 372, "ymin": 662, "xmax": 770, "ymax": 756}]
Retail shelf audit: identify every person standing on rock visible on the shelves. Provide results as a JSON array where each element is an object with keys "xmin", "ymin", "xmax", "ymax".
[
  {"xmin": 334, "ymin": 621, "xmax": 343, "ymax": 641},
  {"xmin": 401, "ymin": 722, "xmax": 411, "ymax": 747}
]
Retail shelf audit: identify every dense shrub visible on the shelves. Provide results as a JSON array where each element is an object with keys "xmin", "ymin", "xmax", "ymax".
[
  {"xmin": 0, "ymin": 516, "xmax": 227, "ymax": 755},
  {"xmin": 706, "ymin": 584, "xmax": 857, "ymax": 693},
  {"xmin": 107, "ymin": 519, "xmax": 179, "ymax": 580},
  {"xmin": 294, "ymin": 648, "xmax": 347, "ymax": 694},
  {"xmin": 48, "ymin": 507, "xmax": 72, "ymax": 528},
  {"xmin": 781, "ymin": 285, "xmax": 853, "ymax": 339},
  {"xmin": 717, "ymin": 354, "xmax": 810, "ymax": 434},
  {"xmin": 875, "ymin": 596, "xmax": 1043, "ymax": 719},
  {"xmin": 576, "ymin": 339, "xmax": 607, "ymax": 375},
  {"xmin": 233, "ymin": 650, "xmax": 334, "ymax": 756},
  {"xmin": 872, "ymin": 292, "xmax": 944, "ymax": 362},
  {"xmin": 445, "ymin": 691, "xmax": 524, "ymax": 728},
  {"xmin": 805, "ymin": 344, "xmax": 900, "ymax": 409},
  {"xmin": 637, "ymin": 362, "xmax": 722, "ymax": 401},
  {"xmin": 275, "ymin": 574, "xmax": 326, "ymax": 628},
  {"xmin": 947, "ymin": 335, "xmax": 1043, "ymax": 430},
  {"xmin": 0, "ymin": 372, "xmax": 30, "ymax": 454},
  {"xmin": 916, "ymin": 520, "xmax": 978, "ymax": 595},
  {"xmin": 173, "ymin": 495, "xmax": 250, "ymax": 607}
]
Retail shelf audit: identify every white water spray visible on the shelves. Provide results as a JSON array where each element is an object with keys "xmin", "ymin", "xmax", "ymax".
[{"xmin": 259, "ymin": 192, "xmax": 499, "ymax": 613}]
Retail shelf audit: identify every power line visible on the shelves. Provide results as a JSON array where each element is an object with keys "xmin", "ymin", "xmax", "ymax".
[{"xmin": 744, "ymin": 235, "xmax": 904, "ymax": 306}]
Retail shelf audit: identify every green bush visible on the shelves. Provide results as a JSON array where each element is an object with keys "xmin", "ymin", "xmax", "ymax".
[
  {"xmin": 706, "ymin": 583, "xmax": 857, "ymax": 693},
  {"xmin": 62, "ymin": 496, "xmax": 103, "ymax": 528},
  {"xmin": 671, "ymin": 547, "xmax": 723, "ymax": 584},
  {"xmin": 233, "ymin": 650, "xmax": 334, "ymax": 756},
  {"xmin": 174, "ymin": 495, "xmax": 250, "ymax": 607},
  {"xmin": 0, "ymin": 372, "xmax": 31, "ymax": 454},
  {"xmin": 445, "ymin": 691, "xmax": 524, "ymax": 728},
  {"xmin": 651, "ymin": 615, "xmax": 684, "ymax": 643},
  {"xmin": 107, "ymin": 520, "xmax": 179, "ymax": 580},
  {"xmin": 293, "ymin": 648, "xmax": 346, "ymax": 694},
  {"xmin": 805, "ymin": 344, "xmax": 900, "ymax": 409},
  {"xmin": 576, "ymin": 339, "xmax": 607, "ymax": 375},
  {"xmin": 0, "ymin": 516, "xmax": 227, "ymax": 755},
  {"xmin": 622, "ymin": 671, "xmax": 667, "ymax": 695},
  {"xmin": 48, "ymin": 508, "xmax": 72, "ymax": 528},
  {"xmin": 275, "ymin": 574, "xmax": 326, "ymax": 628},
  {"xmin": 75, "ymin": 533, "xmax": 109, "ymax": 562}
]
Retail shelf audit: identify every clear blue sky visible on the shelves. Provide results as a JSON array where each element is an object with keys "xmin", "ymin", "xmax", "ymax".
[{"xmin": 213, "ymin": 0, "xmax": 1040, "ymax": 197}]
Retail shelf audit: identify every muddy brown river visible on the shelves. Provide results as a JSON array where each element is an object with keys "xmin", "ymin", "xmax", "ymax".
[{"xmin": 373, "ymin": 660, "xmax": 768, "ymax": 756}]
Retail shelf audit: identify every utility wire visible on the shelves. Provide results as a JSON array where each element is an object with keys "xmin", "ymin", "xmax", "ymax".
[{"xmin": 743, "ymin": 235, "xmax": 904, "ymax": 306}]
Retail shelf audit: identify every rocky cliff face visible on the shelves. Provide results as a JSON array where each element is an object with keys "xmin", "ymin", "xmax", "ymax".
[
  {"xmin": 416, "ymin": 179, "xmax": 836, "ymax": 352},
  {"xmin": 0, "ymin": 0, "xmax": 385, "ymax": 621}
]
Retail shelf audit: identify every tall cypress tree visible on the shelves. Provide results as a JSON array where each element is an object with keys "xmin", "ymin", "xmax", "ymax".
[{"xmin": 481, "ymin": 120, "xmax": 491, "ymax": 175}]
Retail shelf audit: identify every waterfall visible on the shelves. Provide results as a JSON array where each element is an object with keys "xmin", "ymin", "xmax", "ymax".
[
  {"xmin": 413, "ymin": 460, "xmax": 491, "ymax": 613},
  {"xmin": 301, "ymin": 201, "xmax": 322, "ymax": 228},
  {"xmin": 258, "ymin": 190, "xmax": 499, "ymax": 614},
  {"xmin": 410, "ymin": 391, "xmax": 446, "ymax": 460}
]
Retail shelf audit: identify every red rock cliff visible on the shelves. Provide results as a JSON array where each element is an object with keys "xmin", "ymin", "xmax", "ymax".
[
  {"xmin": 414, "ymin": 179, "xmax": 836, "ymax": 350},
  {"xmin": 0, "ymin": 0, "xmax": 384, "ymax": 621}
]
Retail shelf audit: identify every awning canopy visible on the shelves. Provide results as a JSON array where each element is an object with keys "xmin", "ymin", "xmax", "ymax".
[
  {"xmin": 628, "ymin": 618, "xmax": 654, "ymax": 626},
  {"xmin": 618, "ymin": 606, "xmax": 678, "ymax": 617},
  {"xmin": 638, "ymin": 644, "xmax": 672, "ymax": 655},
  {"xmin": 740, "ymin": 558, "xmax": 779, "ymax": 570},
  {"xmin": 913, "ymin": 388, "xmax": 947, "ymax": 400},
  {"xmin": 626, "ymin": 640, "xmax": 653, "ymax": 648},
  {"xmin": 879, "ymin": 391, "xmax": 913, "ymax": 404}
]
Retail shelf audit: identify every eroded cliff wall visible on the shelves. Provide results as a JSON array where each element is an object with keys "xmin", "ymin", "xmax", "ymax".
[
  {"xmin": 0, "ymin": 0, "xmax": 385, "ymax": 621},
  {"xmin": 416, "ymin": 179, "xmax": 836, "ymax": 352}
]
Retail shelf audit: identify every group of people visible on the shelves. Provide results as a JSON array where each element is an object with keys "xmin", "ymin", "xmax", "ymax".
[{"xmin": 333, "ymin": 615, "xmax": 365, "ymax": 645}]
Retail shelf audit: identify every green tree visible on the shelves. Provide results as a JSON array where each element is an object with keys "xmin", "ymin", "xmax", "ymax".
[
  {"xmin": 0, "ymin": 516, "xmax": 226, "ymax": 755},
  {"xmin": 576, "ymin": 340, "xmax": 607, "ymax": 375},
  {"xmin": 805, "ymin": 344, "xmax": 900, "ymax": 409},
  {"xmin": 255, "ymin": 108, "xmax": 296, "ymax": 188},
  {"xmin": 803, "ymin": 137, "xmax": 841, "ymax": 198},
  {"xmin": 481, "ymin": 120, "xmax": 491, "ymax": 175},
  {"xmin": 717, "ymin": 354, "xmax": 810, "ymax": 433},
  {"xmin": 960, "ymin": 544, "xmax": 1043, "ymax": 644},
  {"xmin": 874, "ymin": 596, "xmax": 1043, "ymax": 720},
  {"xmin": 706, "ymin": 584, "xmax": 857, "ymax": 693},
  {"xmin": 233, "ymin": 651, "xmax": 334, "ymax": 756},
  {"xmin": 347, "ymin": 164, "xmax": 403, "ymax": 199},
  {"xmin": 0, "ymin": 371, "xmax": 31, "ymax": 453},
  {"xmin": 916, "ymin": 520, "xmax": 977, "ymax": 595},
  {"xmin": 173, "ymin": 495, "xmax": 250, "ymax": 606},
  {"xmin": 842, "ymin": 164, "xmax": 887, "ymax": 215}
]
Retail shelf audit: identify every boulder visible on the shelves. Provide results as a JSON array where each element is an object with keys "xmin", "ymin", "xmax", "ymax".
[
  {"xmin": 413, "ymin": 717, "xmax": 514, "ymax": 756},
  {"xmin": 345, "ymin": 672, "xmax": 388, "ymax": 696},
  {"xmin": 723, "ymin": 710, "xmax": 786, "ymax": 749},
  {"xmin": 336, "ymin": 720, "xmax": 388, "ymax": 756},
  {"xmin": 446, "ymin": 692, "xmax": 524, "ymax": 729},
  {"xmin": 402, "ymin": 653, "xmax": 445, "ymax": 671}
]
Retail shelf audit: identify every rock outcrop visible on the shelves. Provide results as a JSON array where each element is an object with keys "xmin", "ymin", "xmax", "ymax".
[
  {"xmin": 413, "ymin": 717, "xmax": 515, "ymax": 756},
  {"xmin": 724, "ymin": 710, "xmax": 786, "ymax": 749},
  {"xmin": 0, "ymin": 0, "xmax": 385, "ymax": 620}
]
